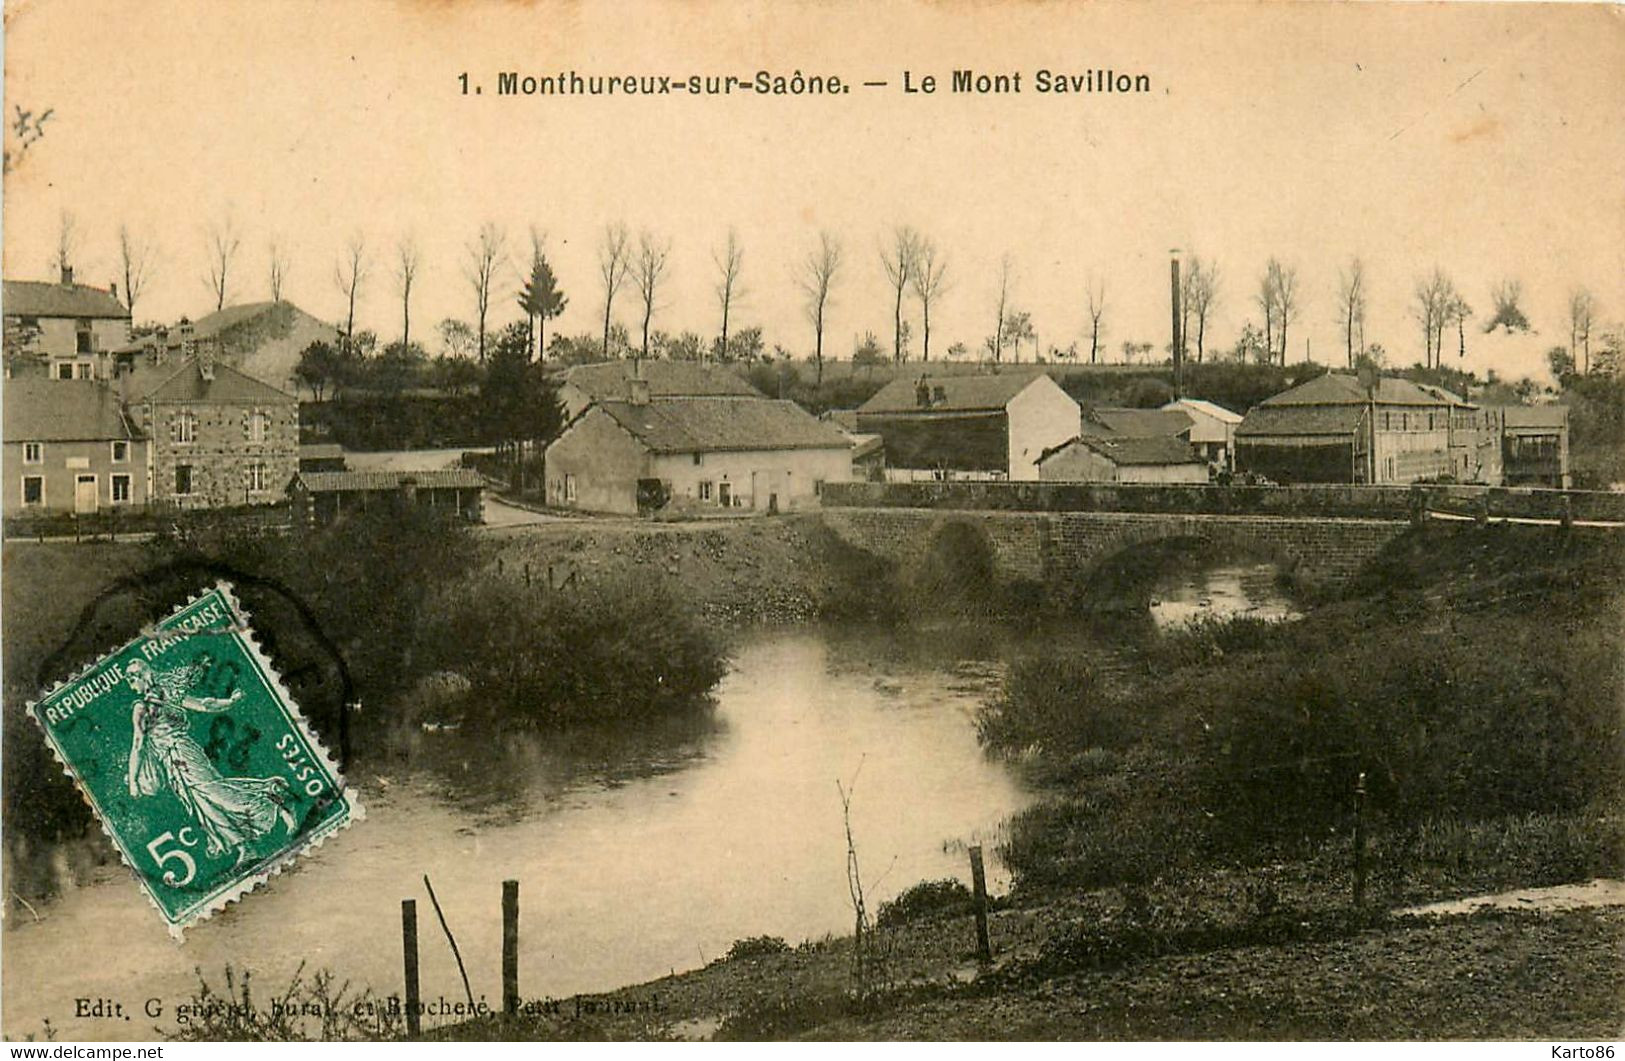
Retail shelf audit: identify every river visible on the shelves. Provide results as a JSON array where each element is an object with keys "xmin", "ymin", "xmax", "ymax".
[{"xmin": 3, "ymin": 565, "xmax": 1295, "ymax": 1040}]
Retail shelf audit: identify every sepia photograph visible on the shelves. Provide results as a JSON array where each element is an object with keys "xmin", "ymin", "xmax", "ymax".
[{"xmin": 1, "ymin": 0, "xmax": 1622, "ymax": 1046}]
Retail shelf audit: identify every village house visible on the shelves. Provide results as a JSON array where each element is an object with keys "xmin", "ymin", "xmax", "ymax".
[
  {"xmin": 1037, "ymin": 434, "xmax": 1209, "ymax": 484},
  {"xmin": 1162, "ymin": 398, "xmax": 1244, "ymax": 473},
  {"xmin": 3, "ymin": 269, "xmax": 131, "ymax": 381},
  {"xmin": 855, "ymin": 372, "xmax": 1080, "ymax": 482},
  {"xmin": 287, "ymin": 468, "xmax": 485, "ymax": 526},
  {"xmin": 1496, "ymin": 405, "xmax": 1570, "ymax": 488},
  {"xmin": 119, "ymin": 348, "xmax": 299, "ymax": 509},
  {"xmin": 555, "ymin": 359, "xmax": 763, "ymax": 420},
  {"xmin": 1235, "ymin": 373, "xmax": 1462, "ymax": 485},
  {"xmin": 112, "ymin": 301, "xmax": 339, "ymax": 397},
  {"xmin": 3, "ymin": 376, "xmax": 147, "ymax": 517},
  {"xmin": 545, "ymin": 395, "xmax": 853, "ymax": 515}
]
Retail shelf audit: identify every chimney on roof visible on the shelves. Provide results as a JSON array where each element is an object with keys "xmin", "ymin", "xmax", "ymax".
[
  {"xmin": 628, "ymin": 357, "xmax": 650, "ymax": 404},
  {"xmin": 60, "ymin": 264, "xmax": 74, "ymax": 286},
  {"xmin": 109, "ymin": 281, "xmax": 118, "ymax": 302}
]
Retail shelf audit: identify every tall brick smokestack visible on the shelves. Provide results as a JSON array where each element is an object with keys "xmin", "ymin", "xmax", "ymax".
[{"xmin": 1170, "ymin": 253, "xmax": 1184, "ymax": 399}]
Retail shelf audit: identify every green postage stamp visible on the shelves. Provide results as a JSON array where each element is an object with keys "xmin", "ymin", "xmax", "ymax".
[{"xmin": 29, "ymin": 582, "xmax": 362, "ymax": 936}]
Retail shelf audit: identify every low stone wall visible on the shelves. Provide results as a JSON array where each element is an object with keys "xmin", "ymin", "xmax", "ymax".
[{"xmin": 820, "ymin": 480, "xmax": 1625, "ymax": 523}]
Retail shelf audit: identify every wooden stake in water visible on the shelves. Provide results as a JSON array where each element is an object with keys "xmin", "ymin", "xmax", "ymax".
[
  {"xmin": 969, "ymin": 845, "xmax": 992, "ymax": 964},
  {"xmin": 502, "ymin": 879, "xmax": 520, "ymax": 1016},
  {"xmin": 401, "ymin": 899, "xmax": 421, "ymax": 1037}
]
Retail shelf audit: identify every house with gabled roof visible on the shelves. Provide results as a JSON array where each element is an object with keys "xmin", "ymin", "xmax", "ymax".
[
  {"xmin": 1235, "ymin": 372, "xmax": 1461, "ymax": 484},
  {"xmin": 544, "ymin": 392, "xmax": 852, "ymax": 515},
  {"xmin": 855, "ymin": 372, "xmax": 1080, "ymax": 481},
  {"xmin": 3, "ymin": 268, "xmax": 132, "ymax": 381},
  {"xmin": 556, "ymin": 359, "xmax": 763, "ymax": 420},
  {"xmin": 1037, "ymin": 433, "xmax": 1209, "ymax": 484},
  {"xmin": 120, "ymin": 349, "xmax": 298, "ymax": 509},
  {"xmin": 3, "ymin": 377, "xmax": 147, "ymax": 517}
]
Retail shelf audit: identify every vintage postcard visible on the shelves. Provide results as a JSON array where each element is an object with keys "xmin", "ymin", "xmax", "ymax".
[{"xmin": 2, "ymin": 0, "xmax": 1622, "ymax": 1048}]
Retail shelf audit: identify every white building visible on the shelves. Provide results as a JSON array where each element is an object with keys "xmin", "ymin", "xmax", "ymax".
[{"xmin": 1163, "ymin": 397, "xmax": 1244, "ymax": 472}]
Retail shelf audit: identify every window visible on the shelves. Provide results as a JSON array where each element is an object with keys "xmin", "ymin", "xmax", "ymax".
[
  {"xmin": 564, "ymin": 474, "xmax": 577, "ymax": 502},
  {"xmin": 56, "ymin": 362, "xmax": 74, "ymax": 380},
  {"xmin": 247, "ymin": 410, "xmax": 269, "ymax": 443},
  {"xmin": 698, "ymin": 480, "xmax": 713, "ymax": 502},
  {"xmin": 111, "ymin": 440, "xmax": 129, "ymax": 463},
  {"xmin": 21, "ymin": 476, "xmax": 43, "ymax": 506},
  {"xmin": 692, "ymin": 453, "xmax": 703, "ymax": 466},
  {"xmin": 111, "ymin": 474, "xmax": 131, "ymax": 503},
  {"xmin": 176, "ymin": 411, "xmax": 197, "ymax": 444},
  {"xmin": 23, "ymin": 442, "xmax": 42, "ymax": 464},
  {"xmin": 74, "ymin": 363, "xmax": 92, "ymax": 380},
  {"xmin": 175, "ymin": 464, "xmax": 193, "ymax": 495},
  {"xmin": 247, "ymin": 463, "xmax": 268, "ymax": 492},
  {"xmin": 76, "ymin": 322, "xmax": 93, "ymax": 354}
]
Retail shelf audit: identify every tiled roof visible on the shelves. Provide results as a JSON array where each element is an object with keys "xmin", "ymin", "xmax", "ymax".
[
  {"xmin": 1083, "ymin": 407, "xmax": 1193, "ymax": 438},
  {"xmin": 1041, "ymin": 434, "xmax": 1203, "ymax": 467},
  {"xmin": 1500, "ymin": 405, "xmax": 1568, "ymax": 429},
  {"xmin": 298, "ymin": 443, "xmax": 346, "ymax": 459},
  {"xmin": 3, "ymin": 280, "xmax": 130, "ymax": 320},
  {"xmin": 1235, "ymin": 404, "xmax": 1366, "ymax": 437},
  {"xmin": 4, "ymin": 377, "xmax": 139, "ymax": 442},
  {"xmin": 596, "ymin": 397, "xmax": 852, "ymax": 453},
  {"xmin": 1260, "ymin": 372, "xmax": 1448, "ymax": 408},
  {"xmin": 561, "ymin": 361, "xmax": 762, "ymax": 401},
  {"xmin": 858, "ymin": 372, "xmax": 1049, "ymax": 414},
  {"xmin": 123, "ymin": 357, "xmax": 293, "ymax": 403},
  {"xmin": 293, "ymin": 469, "xmax": 486, "ymax": 493}
]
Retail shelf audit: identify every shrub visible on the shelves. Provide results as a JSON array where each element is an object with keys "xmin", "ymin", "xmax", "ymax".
[
  {"xmin": 417, "ymin": 573, "xmax": 728, "ymax": 727},
  {"xmin": 875, "ymin": 879, "xmax": 972, "ymax": 928},
  {"xmin": 976, "ymin": 656, "xmax": 1133, "ymax": 756},
  {"xmin": 724, "ymin": 935, "xmax": 791, "ymax": 961}
]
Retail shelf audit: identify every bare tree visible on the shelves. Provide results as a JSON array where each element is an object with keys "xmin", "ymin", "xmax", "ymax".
[
  {"xmin": 333, "ymin": 232, "xmax": 368, "ymax": 345},
  {"xmin": 394, "ymin": 235, "xmax": 420, "ymax": 348},
  {"xmin": 205, "ymin": 215, "xmax": 241, "ymax": 312},
  {"xmin": 55, "ymin": 209, "xmax": 78, "ymax": 279},
  {"xmin": 1569, "ymin": 288, "xmax": 1597, "ymax": 373},
  {"xmin": 631, "ymin": 230, "xmax": 671, "ymax": 361},
  {"xmin": 597, "ymin": 223, "xmax": 633, "ymax": 359},
  {"xmin": 116, "ymin": 224, "xmax": 154, "ymax": 315},
  {"xmin": 1264, "ymin": 258, "xmax": 1300, "ymax": 365},
  {"xmin": 267, "ymin": 240, "xmax": 289, "ymax": 302},
  {"xmin": 1254, "ymin": 265, "xmax": 1278, "ymax": 362},
  {"xmin": 992, "ymin": 254, "xmax": 1013, "ymax": 362},
  {"xmin": 1084, "ymin": 276, "xmax": 1107, "ymax": 364},
  {"xmin": 796, "ymin": 231, "xmax": 843, "ymax": 385},
  {"xmin": 880, "ymin": 226, "xmax": 920, "ymax": 363},
  {"xmin": 464, "ymin": 223, "xmax": 506, "ymax": 364},
  {"xmin": 910, "ymin": 238, "xmax": 950, "ymax": 362},
  {"xmin": 1337, "ymin": 257, "xmax": 1367, "ymax": 368},
  {"xmin": 1450, "ymin": 293, "xmax": 1473, "ymax": 362},
  {"xmin": 713, "ymin": 228, "xmax": 745, "ymax": 361},
  {"xmin": 1184, "ymin": 257, "xmax": 1220, "ymax": 363},
  {"xmin": 1412, "ymin": 267, "xmax": 1456, "ymax": 369}
]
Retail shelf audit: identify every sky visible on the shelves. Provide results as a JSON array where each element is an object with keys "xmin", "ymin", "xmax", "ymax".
[{"xmin": 4, "ymin": 0, "xmax": 1622, "ymax": 383}]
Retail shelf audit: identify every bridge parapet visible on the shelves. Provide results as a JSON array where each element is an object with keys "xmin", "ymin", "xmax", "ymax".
[{"xmin": 820, "ymin": 480, "xmax": 1625, "ymax": 524}]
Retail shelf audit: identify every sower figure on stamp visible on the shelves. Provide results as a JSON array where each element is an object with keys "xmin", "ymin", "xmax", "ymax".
[{"xmin": 124, "ymin": 657, "xmax": 297, "ymax": 868}]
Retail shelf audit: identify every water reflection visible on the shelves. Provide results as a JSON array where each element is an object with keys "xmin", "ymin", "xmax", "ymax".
[{"xmin": 1148, "ymin": 561, "xmax": 1303, "ymax": 630}]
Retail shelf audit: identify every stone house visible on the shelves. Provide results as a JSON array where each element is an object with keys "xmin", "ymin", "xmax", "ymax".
[
  {"xmin": 3, "ymin": 268, "xmax": 131, "ymax": 381},
  {"xmin": 112, "ymin": 301, "xmax": 340, "ymax": 399},
  {"xmin": 855, "ymin": 372, "xmax": 1081, "ymax": 481},
  {"xmin": 1037, "ymin": 434, "xmax": 1209, "ymax": 484},
  {"xmin": 545, "ymin": 395, "xmax": 853, "ymax": 515},
  {"xmin": 2, "ymin": 377, "xmax": 147, "ymax": 517},
  {"xmin": 120, "ymin": 350, "xmax": 298, "ymax": 509}
]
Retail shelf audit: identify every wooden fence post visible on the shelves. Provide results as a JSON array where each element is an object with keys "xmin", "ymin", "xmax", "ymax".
[
  {"xmin": 1353, "ymin": 772, "xmax": 1368, "ymax": 908},
  {"xmin": 502, "ymin": 879, "xmax": 519, "ymax": 1016},
  {"xmin": 401, "ymin": 899, "xmax": 421, "ymax": 1037},
  {"xmin": 969, "ymin": 845, "xmax": 992, "ymax": 964}
]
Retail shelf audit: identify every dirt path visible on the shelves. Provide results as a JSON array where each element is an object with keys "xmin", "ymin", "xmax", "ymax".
[{"xmin": 1401, "ymin": 877, "xmax": 1625, "ymax": 917}]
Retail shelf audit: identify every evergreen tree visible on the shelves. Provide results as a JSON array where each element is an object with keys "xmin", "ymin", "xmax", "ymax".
[{"xmin": 518, "ymin": 248, "xmax": 568, "ymax": 363}]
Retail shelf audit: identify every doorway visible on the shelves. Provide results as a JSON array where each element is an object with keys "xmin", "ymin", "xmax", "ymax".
[{"xmin": 74, "ymin": 474, "xmax": 98, "ymax": 514}]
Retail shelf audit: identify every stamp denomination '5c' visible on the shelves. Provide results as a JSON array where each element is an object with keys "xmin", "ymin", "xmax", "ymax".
[{"xmin": 30, "ymin": 582, "xmax": 361, "ymax": 935}]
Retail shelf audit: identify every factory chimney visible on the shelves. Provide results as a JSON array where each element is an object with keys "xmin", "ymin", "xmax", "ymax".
[{"xmin": 1170, "ymin": 252, "xmax": 1184, "ymax": 399}]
